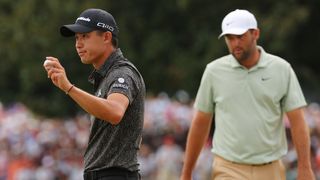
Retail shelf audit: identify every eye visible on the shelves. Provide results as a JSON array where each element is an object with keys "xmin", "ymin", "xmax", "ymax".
[
  {"xmin": 225, "ymin": 35, "xmax": 235, "ymax": 41},
  {"xmin": 75, "ymin": 33, "xmax": 88, "ymax": 40},
  {"xmin": 82, "ymin": 34, "xmax": 87, "ymax": 38}
]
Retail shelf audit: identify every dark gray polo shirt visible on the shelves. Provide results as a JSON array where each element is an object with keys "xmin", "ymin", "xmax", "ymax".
[{"xmin": 84, "ymin": 48, "xmax": 145, "ymax": 172}]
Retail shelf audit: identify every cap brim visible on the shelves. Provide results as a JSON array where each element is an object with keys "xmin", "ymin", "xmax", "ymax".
[
  {"xmin": 218, "ymin": 28, "xmax": 249, "ymax": 39},
  {"xmin": 60, "ymin": 24, "xmax": 94, "ymax": 37}
]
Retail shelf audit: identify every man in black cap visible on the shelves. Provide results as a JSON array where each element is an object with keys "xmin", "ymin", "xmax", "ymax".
[{"xmin": 43, "ymin": 8, "xmax": 145, "ymax": 180}]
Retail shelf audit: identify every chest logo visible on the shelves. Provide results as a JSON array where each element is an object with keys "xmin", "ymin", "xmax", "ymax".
[
  {"xmin": 261, "ymin": 77, "xmax": 271, "ymax": 81},
  {"xmin": 97, "ymin": 89, "xmax": 102, "ymax": 97}
]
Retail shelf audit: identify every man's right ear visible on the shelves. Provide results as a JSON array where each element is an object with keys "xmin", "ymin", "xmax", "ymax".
[
  {"xmin": 104, "ymin": 31, "xmax": 113, "ymax": 44},
  {"xmin": 253, "ymin": 29, "xmax": 260, "ymax": 40}
]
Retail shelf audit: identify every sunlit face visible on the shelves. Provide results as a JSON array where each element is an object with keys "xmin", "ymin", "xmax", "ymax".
[
  {"xmin": 75, "ymin": 31, "xmax": 107, "ymax": 65},
  {"xmin": 224, "ymin": 29, "xmax": 259, "ymax": 62}
]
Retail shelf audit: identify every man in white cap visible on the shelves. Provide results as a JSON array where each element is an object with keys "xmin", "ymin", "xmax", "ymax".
[{"xmin": 181, "ymin": 9, "xmax": 314, "ymax": 180}]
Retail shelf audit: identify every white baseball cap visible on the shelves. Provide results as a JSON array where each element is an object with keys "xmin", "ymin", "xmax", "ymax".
[{"xmin": 218, "ymin": 9, "xmax": 257, "ymax": 39}]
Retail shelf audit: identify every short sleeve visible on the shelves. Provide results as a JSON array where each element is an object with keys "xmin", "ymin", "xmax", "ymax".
[
  {"xmin": 107, "ymin": 66, "xmax": 138, "ymax": 104},
  {"xmin": 281, "ymin": 66, "xmax": 307, "ymax": 112},
  {"xmin": 194, "ymin": 66, "xmax": 215, "ymax": 113}
]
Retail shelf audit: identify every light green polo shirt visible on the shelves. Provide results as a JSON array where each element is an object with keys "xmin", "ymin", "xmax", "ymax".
[{"xmin": 194, "ymin": 46, "xmax": 307, "ymax": 164}]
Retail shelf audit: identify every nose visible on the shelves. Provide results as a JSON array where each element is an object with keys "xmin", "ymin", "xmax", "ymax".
[
  {"xmin": 230, "ymin": 37, "xmax": 241, "ymax": 47},
  {"xmin": 75, "ymin": 39, "xmax": 83, "ymax": 49}
]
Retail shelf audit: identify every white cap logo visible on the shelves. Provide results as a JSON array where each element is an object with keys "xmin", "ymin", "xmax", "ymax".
[
  {"xmin": 118, "ymin": 78, "xmax": 125, "ymax": 83},
  {"xmin": 97, "ymin": 22, "xmax": 114, "ymax": 32},
  {"xmin": 76, "ymin": 17, "xmax": 91, "ymax": 22}
]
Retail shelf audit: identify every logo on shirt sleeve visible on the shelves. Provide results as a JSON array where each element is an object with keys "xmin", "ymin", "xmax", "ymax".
[
  {"xmin": 118, "ymin": 78, "xmax": 125, "ymax": 83},
  {"xmin": 112, "ymin": 77, "xmax": 129, "ymax": 90}
]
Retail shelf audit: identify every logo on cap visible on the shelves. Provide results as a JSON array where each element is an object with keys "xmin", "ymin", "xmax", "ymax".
[
  {"xmin": 76, "ymin": 17, "xmax": 91, "ymax": 22},
  {"xmin": 97, "ymin": 22, "xmax": 114, "ymax": 32},
  {"xmin": 226, "ymin": 21, "xmax": 234, "ymax": 26}
]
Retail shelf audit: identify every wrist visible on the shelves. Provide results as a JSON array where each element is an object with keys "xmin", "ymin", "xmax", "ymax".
[
  {"xmin": 65, "ymin": 84, "xmax": 75, "ymax": 94},
  {"xmin": 181, "ymin": 168, "xmax": 192, "ymax": 177}
]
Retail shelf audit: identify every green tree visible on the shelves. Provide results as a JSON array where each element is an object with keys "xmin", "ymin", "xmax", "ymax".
[{"xmin": 0, "ymin": 0, "xmax": 319, "ymax": 117}]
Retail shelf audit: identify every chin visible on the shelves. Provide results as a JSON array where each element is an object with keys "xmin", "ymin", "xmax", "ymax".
[{"xmin": 80, "ymin": 58, "xmax": 90, "ymax": 64}]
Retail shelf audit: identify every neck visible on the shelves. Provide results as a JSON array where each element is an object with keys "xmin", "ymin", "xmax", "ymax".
[
  {"xmin": 93, "ymin": 46, "xmax": 116, "ymax": 69},
  {"xmin": 240, "ymin": 47, "xmax": 260, "ymax": 69}
]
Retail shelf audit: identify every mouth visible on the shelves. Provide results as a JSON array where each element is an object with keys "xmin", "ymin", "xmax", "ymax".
[
  {"xmin": 233, "ymin": 47, "xmax": 242, "ymax": 54},
  {"xmin": 233, "ymin": 48, "xmax": 243, "ymax": 57},
  {"xmin": 78, "ymin": 51, "xmax": 86, "ymax": 57}
]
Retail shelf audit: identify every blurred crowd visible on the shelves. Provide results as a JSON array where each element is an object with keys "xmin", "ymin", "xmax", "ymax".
[{"xmin": 1, "ymin": 91, "xmax": 320, "ymax": 180}]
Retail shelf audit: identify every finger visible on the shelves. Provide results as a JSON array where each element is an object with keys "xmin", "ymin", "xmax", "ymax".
[
  {"xmin": 51, "ymin": 73, "xmax": 58, "ymax": 83},
  {"xmin": 45, "ymin": 64, "xmax": 51, "ymax": 76},
  {"xmin": 43, "ymin": 60, "xmax": 56, "ymax": 71},
  {"xmin": 47, "ymin": 69, "xmax": 53, "ymax": 78},
  {"xmin": 45, "ymin": 57, "xmax": 64, "ymax": 69},
  {"xmin": 47, "ymin": 67, "xmax": 58, "ymax": 78},
  {"xmin": 48, "ymin": 68, "xmax": 64, "ymax": 80},
  {"xmin": 44, "ymin": 64, "xmax": 53, "ymax": 72},
  {"xmin": 45, "ymin": 56, "xmax": 59, "ymax": 62}
]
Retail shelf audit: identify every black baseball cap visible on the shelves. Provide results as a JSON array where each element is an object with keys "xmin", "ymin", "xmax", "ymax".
[{"xmin": 60, "ymin": 8, "xmax": 119, "ymax": 37}]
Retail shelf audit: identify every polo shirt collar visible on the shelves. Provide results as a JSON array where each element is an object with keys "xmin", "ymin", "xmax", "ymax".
[{"xmin": 229, "ymin": 46, "xmax": 269, "ymax": 69}]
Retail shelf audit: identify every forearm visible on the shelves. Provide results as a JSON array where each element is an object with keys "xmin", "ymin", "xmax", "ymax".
[
  {"xmin": 182, "ymin": 112, "xmax": 213, "ymax": 177},
  {"xmin": 287, "ymin": 108, "xmax": 315, "ymax": 180},
  {"xmin": 67, "ymin": 86, "xmax": 126, "ymax": 124},
  {"xmin": 287, "ymin": 109, "xmax": 312, "ymax": 168},
  {"xmin": 289, "ymin": 119, "xmax": 312, "ymax": 168}
]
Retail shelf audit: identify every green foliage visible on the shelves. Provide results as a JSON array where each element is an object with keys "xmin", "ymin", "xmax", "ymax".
[{"xmin": 0, "ymin": 0, "xmax": 319, "ymax": 117}]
